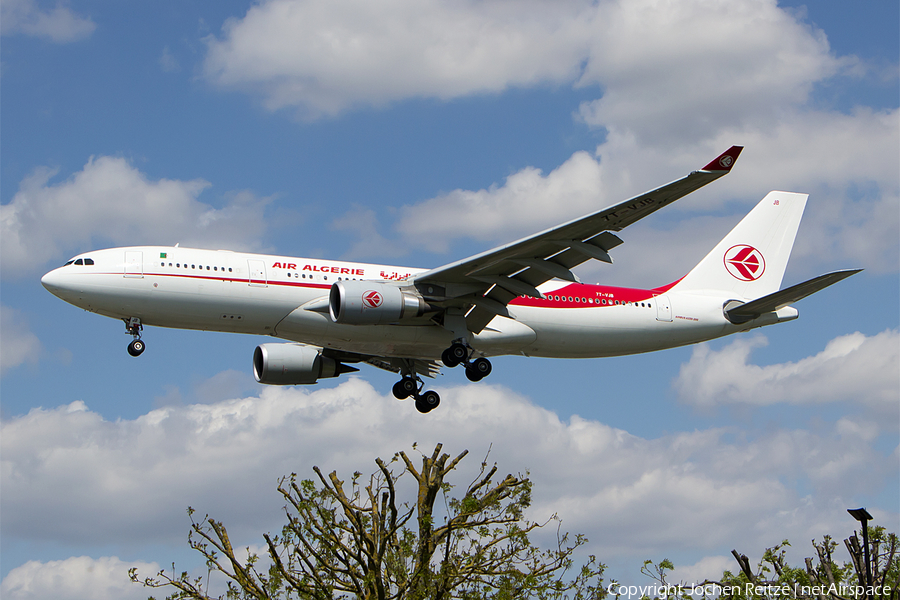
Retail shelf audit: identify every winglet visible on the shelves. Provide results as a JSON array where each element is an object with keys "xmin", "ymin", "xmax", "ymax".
[{"xmin": 701, "ymin": 145, "xmax": 743, "ymax": 172}]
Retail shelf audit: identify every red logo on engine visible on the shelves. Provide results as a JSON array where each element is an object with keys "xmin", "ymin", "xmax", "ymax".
[
  {"xmin": 724, "ymin": 245, "xmax": 765, "ymax": 281},
  {"xmin": 362, "ymin": 290, "xmax": 383, "ymax": 309}
]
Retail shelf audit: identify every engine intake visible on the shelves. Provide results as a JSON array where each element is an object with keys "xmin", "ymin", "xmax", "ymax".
[
  {"xmin": 329, "ymin": 280, "xmax": 431, "ymax": 325},
  {"xmin": 253, "ymin": 343, "xmax": 357, "ymax": 385}
]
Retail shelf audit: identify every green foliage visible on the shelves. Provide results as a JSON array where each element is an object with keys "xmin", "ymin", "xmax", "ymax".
[
  {"xmin": 130, "ymin": 443, "xmax": 607, "ymax": 600},
  {"xmin": 637, "ymin": 527, "xmax": 898, "ymax": 600}
]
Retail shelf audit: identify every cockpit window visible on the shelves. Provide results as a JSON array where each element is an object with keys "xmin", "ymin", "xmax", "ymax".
[{"xmin": 64, "ymin": 257, "xmax": 95, "ymax": 266}]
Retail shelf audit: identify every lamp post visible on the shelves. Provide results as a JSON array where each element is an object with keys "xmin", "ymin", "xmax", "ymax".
[{"xmin": 847, "ymin": 508, "xmax": 873, "ymax": 597}]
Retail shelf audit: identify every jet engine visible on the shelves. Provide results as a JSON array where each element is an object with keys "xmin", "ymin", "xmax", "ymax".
[
  {"xmin": 329, "ymin": 280, "xmax": 431, "ymax": 325},
  {"xmin": 253, "ymin": 343, "xmax": 357, "ymax": 385}
]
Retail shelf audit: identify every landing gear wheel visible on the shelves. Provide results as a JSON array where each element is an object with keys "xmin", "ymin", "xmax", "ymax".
[
  {"xmin": 415, "ymin": 390, "xmax": 440, "ymax": 413},
  {"xmin": 441, "ymin": 348, "xmax": 458, "ymax": 368},
  {"xmin": 465, "ymin": 357, "xmax": 492, "ymax": 382},
  {"xmin": 392, "ymin": 377, "xmax": 417, "ymax": 400},
  {"xmin": 441, "ymin": 342, "xmax": 468, "ymax": 368},
  {"xmin": 127, "ymin": 339, "xmax": 145, "ymax": 357}
]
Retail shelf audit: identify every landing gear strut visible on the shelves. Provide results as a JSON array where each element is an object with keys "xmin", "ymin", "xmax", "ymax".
[
  {"xmin": 124, "ymin": 317, "xmax": 145, "ymax": 357},
  {"xmin": 392, "ymin": 361, "xmax": 441, "ymax": 414},
  {"xmin": 441, "ymin": 340, "xmax": 492, "ymax": 382}
]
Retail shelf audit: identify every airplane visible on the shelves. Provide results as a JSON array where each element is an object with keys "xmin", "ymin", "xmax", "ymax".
[{"xmin": 41, "ymin": 146, "xmax": 861, "ymax": 414}]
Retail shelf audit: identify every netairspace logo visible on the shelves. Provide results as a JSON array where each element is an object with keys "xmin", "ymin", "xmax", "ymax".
[{"xmin": 606, "ymin": 583, "xmax": 896, "ymax": 598}]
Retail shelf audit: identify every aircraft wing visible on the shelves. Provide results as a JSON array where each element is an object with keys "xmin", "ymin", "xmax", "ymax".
[{"xmin": 413, "ymin": 146, "xmax": 744, "ymax": 332}]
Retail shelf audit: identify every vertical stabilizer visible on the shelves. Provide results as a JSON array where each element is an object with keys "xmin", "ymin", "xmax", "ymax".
[{"xmin": 671, "ymin": 191, "xmax": 807, "ymax": 298}]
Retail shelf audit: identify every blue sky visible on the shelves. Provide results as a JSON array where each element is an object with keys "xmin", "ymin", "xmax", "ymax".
[{"xmin": 1, "ymin": 0, "xmax": 897, "ymax": 597}]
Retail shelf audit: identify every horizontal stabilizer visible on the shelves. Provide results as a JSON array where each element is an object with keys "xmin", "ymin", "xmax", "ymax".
[{"xmin": 726, "ymin": 269, "xmax": 862, "ymax": 322}]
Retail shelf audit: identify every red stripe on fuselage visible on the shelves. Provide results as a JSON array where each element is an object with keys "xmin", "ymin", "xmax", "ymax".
[{"xmin": 510, "ymin": 281, "xmax": 679, "ymax": 308}]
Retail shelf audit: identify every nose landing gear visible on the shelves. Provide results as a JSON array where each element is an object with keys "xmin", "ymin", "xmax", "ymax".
[{"xmin": 124, "ymin": 317, "xmax": 145, "ymax": 357}]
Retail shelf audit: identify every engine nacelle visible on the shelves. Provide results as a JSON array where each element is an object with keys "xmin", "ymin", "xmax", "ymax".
[
  {"xmin": 253, "ymin": 343, "xmax": 355, "ymax": 385},
  {"xmin": 329, "ymin": 280, "xmax": 431, "ymax": 325}
]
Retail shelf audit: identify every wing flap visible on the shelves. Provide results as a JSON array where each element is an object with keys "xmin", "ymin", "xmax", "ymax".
[{"xmin": 323, "ymin": 348, "xmax": 442, "ymax": 379}]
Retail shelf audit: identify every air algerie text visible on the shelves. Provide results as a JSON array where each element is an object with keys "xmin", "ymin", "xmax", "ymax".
[{"xmin": 272, "ymin": 262, "xmax": 365, "ymax": 276}]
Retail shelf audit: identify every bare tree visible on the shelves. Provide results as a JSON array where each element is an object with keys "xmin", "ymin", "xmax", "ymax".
[{"xmin": 131, "ymin": 443, "xmax": 606, "ymax": 600}]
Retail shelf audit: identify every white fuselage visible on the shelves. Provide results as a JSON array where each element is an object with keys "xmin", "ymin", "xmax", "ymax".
[{"xmin": 41, "ymin": 246, "xmax": 797, "ymax": 361}]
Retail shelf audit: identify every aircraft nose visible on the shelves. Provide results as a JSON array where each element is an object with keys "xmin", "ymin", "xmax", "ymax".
[{"xmin": 41, "ymin": 268, "xmax": 69, "ymax": 297}]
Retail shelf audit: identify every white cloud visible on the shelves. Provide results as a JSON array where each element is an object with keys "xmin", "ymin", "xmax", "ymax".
[
  {"xmin": 395, "ymin": 150, "xmax": 604, "ymax": 253},
  {"xmin": 2, "ymin": 377, "xmax": 895, "ymax": 581},
  {"xmin": 0, "ymin": 305, "xmax": 42, "ymax": 375},
  {"xmin": 674, "ymin": 330, "xmax": 900, "ymax": 412},
  {"xmin": 576, "ymin": 0, "xmax": 846, "ymax": 145},
  {"xmin": 1, "ymin": 556, "xmax": 159, "ymax": 600},
  {"xmin": 200, "ymin": 0, "xmax": 848, "ymax": 128},
  {"xmin": 203, "ymin": 0, "xmax": 593, "ymax": 118},
  {"xmin": 332, "ymin": 205, "xmax": 407, "ymax": 260},
  {"xmin": 0, "ymin": 0, "xmax": 96, "ymax": 43},
  {"xmin": 667, "ymin": 555, "xmax": 736, "ymax": 588},
  {"xmin": 1, "ymin": 157, "xmax": 272, "ymax": 277}
]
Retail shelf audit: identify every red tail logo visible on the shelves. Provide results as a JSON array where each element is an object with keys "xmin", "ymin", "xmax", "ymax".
[{"xmin": 724, "ymin": 245, "xmax": 765, "ymax": 281}]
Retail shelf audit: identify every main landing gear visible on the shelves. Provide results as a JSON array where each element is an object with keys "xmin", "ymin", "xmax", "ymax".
[
  {"xmin": 391, "ymin": 366, "xmax": 440, "ymax": 414},
  {"xmin": 124, "ymin": 317, "xmax": 145, "ymax": 357},
  {"xmin": 441, "ymin": 341, "xmax": 492, "ymax": 382}
]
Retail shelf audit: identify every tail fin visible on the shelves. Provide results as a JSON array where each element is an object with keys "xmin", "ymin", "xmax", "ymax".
[{"xmin": 671, "ymin": 191, "xmax": 807, "ymax": 298}]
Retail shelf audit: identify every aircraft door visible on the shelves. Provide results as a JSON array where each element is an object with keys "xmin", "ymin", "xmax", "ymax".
[
  {"xmin": 248, "ymin": 259, "xmax": 267, "ymax": 287},
  {"xmin": 655, "ymin": 295, "xmax": 672, "ymax": 322},
  {"xmin": 124, "ymin": 251, "xmax": 143, "ymax": 278}
]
